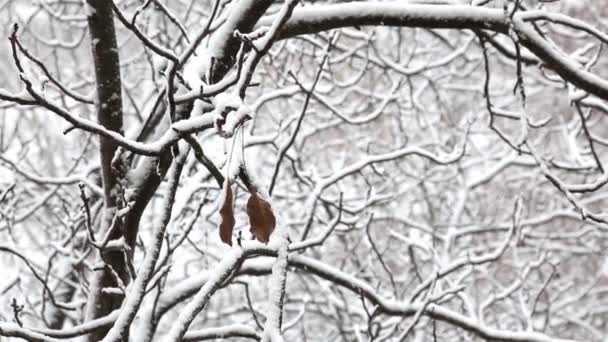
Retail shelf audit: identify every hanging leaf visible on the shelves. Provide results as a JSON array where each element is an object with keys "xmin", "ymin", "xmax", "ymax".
[
  {"xmin": 246, "ymin": 190, "xmax": 276, "ymax": 243},
  {"xmin": 218, "ymin": 181, "xmax": 235, "ymax": 246}
]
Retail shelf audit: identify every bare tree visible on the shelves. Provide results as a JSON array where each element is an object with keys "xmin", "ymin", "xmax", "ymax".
[{"xmin": 1, "ymin": 0, "xmax": 608, "ymax": 341}]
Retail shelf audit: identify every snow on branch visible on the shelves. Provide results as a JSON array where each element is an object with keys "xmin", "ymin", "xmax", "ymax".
[
  {"xmin": 182, "ymin": 324, "xmax": 261, "ymax": 341},
  {"xmin": 0, "ymin": 323, "xmax": 62, "ymax": 342},
  {"xmin": 101, "ymin": 150, "xmax": 189, "ymax": 342},
  {"xmin": 263, "ymin": 2, "xmax": 608, "ymax": 101},
  {"xmin": 161, "ymin": 247, "xmax": 250, "ymax": 342},
  {"xmin": 260, "ymin": 227, "xmax": 289, "ymax": 342}
]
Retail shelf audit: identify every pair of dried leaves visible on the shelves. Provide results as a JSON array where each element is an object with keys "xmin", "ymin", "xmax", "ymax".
[{"xmin": 219, "ymin": 183, "xmax": 276, "ymax": 246}]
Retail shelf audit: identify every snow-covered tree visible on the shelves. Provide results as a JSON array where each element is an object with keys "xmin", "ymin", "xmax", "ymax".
[{"xmin": 1, "ymin": 0, "xmax": 608, "ymax": 341}]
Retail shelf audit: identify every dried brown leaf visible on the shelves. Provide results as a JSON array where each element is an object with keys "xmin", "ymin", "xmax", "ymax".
[
  {"xmin": 246, "ymin": 190, "xmax": 276, "ymax": 243},
  {"xmin": 218, "ymin": 182, "xmax": 235, "ymax": 246}
]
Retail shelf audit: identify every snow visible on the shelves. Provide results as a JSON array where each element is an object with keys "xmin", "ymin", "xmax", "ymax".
[
  {"xmin": 221, "ymin": 103, "xmax": 251, "ymax": 137},
  {"xmin": 181, "ymin": 91, "xmax": 251, "ymax": 139},
  {"xmin": 153, "ymin": 54, "xmax": 169, "ymax": 76},
  {"xmin": 161, "ymin": 248, "xmax": 245, "ymax": 342},
  {"xmin": 182, "ymin": 324, "xmax": 260, "ymax": 340},
  {"xmin": 183, "ymin": 47, "xmax": 212, "ymax": 90},
  {"xmin": 261, "ymin": 238, "xmax": 288, "ymax": 342},
  {"xmin": 212, "ymin": 92, "xmax": 243, "ymax": 112},
  {"xmin": 171, "ymin": 112, "xmax": 216, "ymax": 134},
  {"xmin": 12, "ymin": 88, "xmax": 34, "ymax": 101},
  {"xmin": 259, "ymin": 3, "xmax": 506, "ymax": 33},
  {"xmin": 83, "ymin": 2, "xmax": 96, "ymax": 17},
  {"xmin": 189, "ymin": 99, "xmax": 207, "ymax": 117}
]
